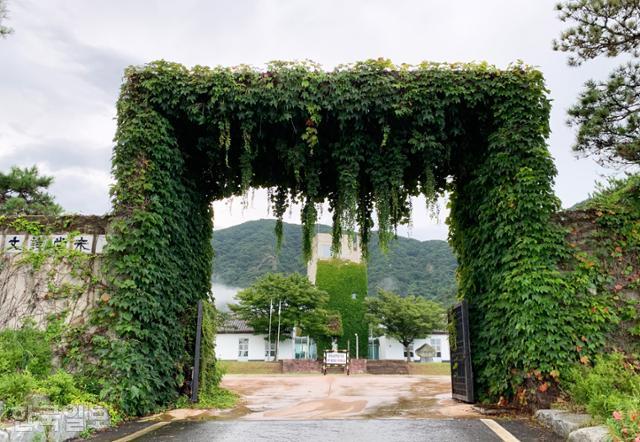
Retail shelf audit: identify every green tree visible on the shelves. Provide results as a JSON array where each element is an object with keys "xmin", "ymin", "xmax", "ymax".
[
  {"xmin": 554, "ymin": 0, "xmax": 640, "ymax": 165},
  {"xmin": 229, "ymin": 273, "xmax": 336, "ymax": 359},
  {"xmin": 0, "ymin": 0, "xmax": 13, "ymax": 38},
  {"xmin": 367, "ymin": 290, "xmax": 445, "ymax": 362},
  {"xmin": 0, "ymin": 166, "xmax": 63, "ymax": 216}
]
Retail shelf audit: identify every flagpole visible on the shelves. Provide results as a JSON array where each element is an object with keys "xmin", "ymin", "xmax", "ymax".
[
  {"xmin": 276, "ymin": 300, "xmax": 282, "ymax": 361},
  {"xmin": 267, "ymin": 299, "xmax": 273, "ymax": 361}
]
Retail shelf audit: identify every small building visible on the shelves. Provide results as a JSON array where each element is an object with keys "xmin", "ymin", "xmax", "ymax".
[
  {"xmin": 370, "ymin": 332, "xmax": 450, "ymax": 363},
  {"xmin": 215, "ymin": 317, "xmax": 317, "ymax": 361}
]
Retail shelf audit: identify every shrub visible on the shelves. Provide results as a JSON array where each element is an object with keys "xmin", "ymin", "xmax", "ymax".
[
  {"xmin": 0, "ymin": 323, "xmax": 52, "ymax": 378},
  {"xmin": 565, "ymin": 353, "xmax": 640, "ymax": 419},
  {"xmin": 0, "ymin": 315, "xmax": 121, "ymax": 424},
  {"xmin": 37, "ymin": 370, "xmax": 81, "ymax": 407},
  {"xmin": 0, "ymin": 369, "xmax": 111, "ymax": 421},
  {"xmin": 0, "ymin": 372, "xmax": 37, "ymax": 416}
]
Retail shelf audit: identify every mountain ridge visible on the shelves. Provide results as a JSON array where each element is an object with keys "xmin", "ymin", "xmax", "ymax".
[{"xmin": 212, "ymin": 219, "xmax": 458, "ymax": 306}]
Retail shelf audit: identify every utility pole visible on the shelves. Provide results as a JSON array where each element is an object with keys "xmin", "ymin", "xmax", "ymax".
[
  {"xmin": 355, "ymin": 333, "xmax": 359, "ymax": 360},
  {"xmin": 267, "ymin": 298, "xmax": 273, "ymax": 361},
  {"xmin": 276, "ymin": 299, "xmax": 282, "ymax": 361}
]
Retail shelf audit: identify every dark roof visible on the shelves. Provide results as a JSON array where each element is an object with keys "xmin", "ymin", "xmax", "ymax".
[
  {"xmin": 217, "ymin": 317, "xmax": 447, "ymax": 336},
  {"xmin": 218, "ymin": 317, "xmax": 254, "ymax": 334}
]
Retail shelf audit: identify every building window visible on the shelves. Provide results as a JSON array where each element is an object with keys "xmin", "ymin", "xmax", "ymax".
[
  {"xmin": 294, "ymin": 336, "xmax": 317, "ymax": 360},
  {"xmin": 319, "ymin": 244, "xmax": 331, "ymax": 259},
  {"xmin": 430, "ymin": 338, "xmax": 442, "ymax": 358},
  {"xmin": 238, "ymin": 338, "xmax": 249, "ymax": 359},
  {"xmin": 265, "ymin": 341, "xmax": 276, "ymax": 360}
]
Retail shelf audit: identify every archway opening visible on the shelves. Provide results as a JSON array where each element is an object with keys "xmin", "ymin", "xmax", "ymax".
[{"xmin": 103, "ymin": 59, "xmax": 568, "ymax": 414}]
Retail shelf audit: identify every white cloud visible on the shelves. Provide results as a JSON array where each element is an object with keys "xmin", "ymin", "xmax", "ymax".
[{"xmin": 0, "ymin": 0, "xmax": 625, "ymax": 238}]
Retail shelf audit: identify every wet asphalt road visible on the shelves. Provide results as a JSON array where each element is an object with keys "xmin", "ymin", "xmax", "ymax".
[{"xmin": 134, "ymin": 419, "xmax": 562, "ymax": 442}]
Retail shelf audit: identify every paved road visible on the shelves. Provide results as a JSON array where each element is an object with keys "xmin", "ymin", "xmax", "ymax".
[
  {"xmin": 89, "ymin": 375, "xmax": 562, "ymax": 441},
  {"xmin": 220, "ymin": 374, "xmax": 477, "ymax": 419},
  {"xmin": 134, "ymin": 419, "xmax": 562, "ymax": 442}
]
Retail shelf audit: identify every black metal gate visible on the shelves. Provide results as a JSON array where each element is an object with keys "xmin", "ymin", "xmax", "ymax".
[{"xmin": 449, "ymin": 300, "xmax": 474, "ymax": 403}]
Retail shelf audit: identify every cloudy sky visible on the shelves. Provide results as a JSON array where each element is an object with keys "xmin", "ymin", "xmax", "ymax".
[{"xmin": 0, "ymin": 0, "xmax": 624, "ymax": 240}]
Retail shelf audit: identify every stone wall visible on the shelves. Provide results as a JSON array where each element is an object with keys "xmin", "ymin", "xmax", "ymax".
[
  {"xmin": 555, "ymin": 208, "xmax": 639, "ymax": 354},
  {"xmin": 0, "ymin": 215, "xmax": 110, "ymax": 330}
]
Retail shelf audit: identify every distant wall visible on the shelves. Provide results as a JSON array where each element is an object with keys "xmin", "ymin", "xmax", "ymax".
[
  {"xmin": 555, "ymin": 209, "xmax": 639, "ymax": 354},
  {"xmin": 0, "ymin": 215, "xmax": 110, "ymax": 330},
  {"xmin": 281, "ymin": 359, "xmax": 321, "ymax": 373}
]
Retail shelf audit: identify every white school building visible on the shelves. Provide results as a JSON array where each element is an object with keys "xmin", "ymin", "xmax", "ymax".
[
  {"xmin": 371, "ymin": 332, "xmax": 450, "ymax": 362},
  {"xmin": 215, "ymin": 317, "xmax": 450, "ymax": 363}
]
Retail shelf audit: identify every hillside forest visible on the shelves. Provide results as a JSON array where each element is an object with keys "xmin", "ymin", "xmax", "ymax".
[{"xmin": 211, "ymin": 220, "xmax": 458, "ymax": 306}]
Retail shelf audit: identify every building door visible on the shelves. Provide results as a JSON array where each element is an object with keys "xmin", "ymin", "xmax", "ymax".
[
  {"xmin": 238, "ymin": 337, "xmax": 249, "ymax": 361},
  {"xmin": 368, "ymin": 338, "xmax": 380, "ymax": 360}
]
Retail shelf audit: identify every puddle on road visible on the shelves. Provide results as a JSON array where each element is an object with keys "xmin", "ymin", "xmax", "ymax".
[
  {"xmin": 145, "ymin": 403, "xmax": 251, "ymax": 423},
  {"xmin": 263, "ymin": 398, "xmax": 368, "ymax": 419},
  {"xmin": 153, "ymin": 375, "xmax": 482, "ymax": 422}
]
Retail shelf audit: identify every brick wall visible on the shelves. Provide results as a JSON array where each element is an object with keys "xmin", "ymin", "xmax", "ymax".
[
  {"xmin": 281, "ymin": 359, "xmax": 322, "ymax": 373},
  {"xmin": 280, "ymin": 358, "xmax": 368, "ymax": 374},
  {"xmin": 350, "ymin": 359, "xmax": 367, "ymax": 374}
]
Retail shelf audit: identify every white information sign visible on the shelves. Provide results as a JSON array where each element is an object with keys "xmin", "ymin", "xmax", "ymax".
[
  {"xmin": 4, "ymin": 234, "xmax": 25, "ymax": 253},
  {"xmin": 71, "ymin": 235, "xmax": 94, "ymax": 254},
  {"xmin": 325, "ymin": 352, "xmax": 347, "ymax": 365}
]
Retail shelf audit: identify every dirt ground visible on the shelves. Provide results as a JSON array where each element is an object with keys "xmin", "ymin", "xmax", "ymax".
[{"xmin": 219, "ymin": 374, "xmax": 480, "ymax": 420}]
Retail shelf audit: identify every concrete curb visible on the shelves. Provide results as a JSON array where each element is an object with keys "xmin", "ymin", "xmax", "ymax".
[
  {"xmin": 535, "ymin": 409, "xmax": 609, "ymax": 441},
  {"xmin": 111, "ymin": 421, "xmax": 170, "ymax": 442}
]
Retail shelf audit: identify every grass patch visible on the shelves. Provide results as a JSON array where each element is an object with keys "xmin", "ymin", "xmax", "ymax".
[
  {"xmin": 218, "ymin": 361, "xmax": 282, "ymax": 375},
  {"xmin": 408, "ymin": 362, "xmax": 451, "ymax": 376},
  {"xmin": 174, "ymin": 387, "xmax": 238, "ymax": 410},
  {"xmin": 197, "ymin": 388, "xmax": 238, "ymax": 409}
]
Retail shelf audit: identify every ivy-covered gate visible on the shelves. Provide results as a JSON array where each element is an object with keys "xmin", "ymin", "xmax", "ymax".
[{"xmin": 95, "ymin": 59, "xmax": 595, "ymax": 415}]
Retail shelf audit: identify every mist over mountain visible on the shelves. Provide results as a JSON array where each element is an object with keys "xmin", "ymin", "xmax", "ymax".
[
  {"xmin": 212, "ymin": 220, "xmax": 458, "ymax": 306},
  {"xmin": 211, "ymin": 282, "xmax": 242, "ymax": 312}
]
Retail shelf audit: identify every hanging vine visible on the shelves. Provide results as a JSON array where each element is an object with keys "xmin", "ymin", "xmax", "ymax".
[{"xmin": 97, "ymin": 59, "xmax": 605, "ymax": 413}]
